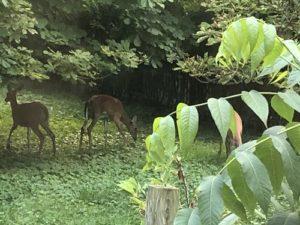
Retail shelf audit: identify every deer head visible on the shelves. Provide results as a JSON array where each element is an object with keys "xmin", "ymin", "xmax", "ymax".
[
  {"xmin": 128, "ymin": 115, "xmax": 138, "ymax": 141},
  {"xmin": 5, "ymin": 83, "xmax": 23, "ymax": 103}
]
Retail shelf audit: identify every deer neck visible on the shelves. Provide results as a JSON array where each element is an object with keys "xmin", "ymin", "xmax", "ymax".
[{"xmin": 9, "ymin": 96, "xmax": 18, "ymax": 109}]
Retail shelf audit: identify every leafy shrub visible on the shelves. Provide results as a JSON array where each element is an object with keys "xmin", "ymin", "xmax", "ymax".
[
  {"xmin": 43, "ymin": 49, "xmax": 98, "ymax": 85},
  {"xmin": 0, "ymin": 44, "xmax": 47, "ymax": 80},
  {"xmin": 176, "ymin": 0, "xmax": 300, "ymax": 85},
  {"xmin": 145, "ymin": 90, "xmax": 300, "ymax": 225},
  {"xmin": 125, "ymin": 17, "xmax": 300, "ymax": 225},
  {"xmin": 0, "ymin": 0, "xmax": 37, "ymax": 43},
  {"xmin": 100, "ymin": 40, "xmax": 146, "ymax": 69}
]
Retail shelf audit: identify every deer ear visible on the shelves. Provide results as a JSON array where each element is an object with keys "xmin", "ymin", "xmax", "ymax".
[{"xmin": 132, "ymin": 115, "xmax": 137, "ymax": 123}]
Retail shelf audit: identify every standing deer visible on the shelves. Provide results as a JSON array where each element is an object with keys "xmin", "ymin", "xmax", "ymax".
[
  {"xmin": 5, "ymin": 84, "xmax": 56, "ymax": 154},
  {"xmin": 218, "ymin": 111, "xmax": 243, "ymax": 158},
  {"xmin": 79, "ymin": 95, "xmax": 137, "ymax": 150}
]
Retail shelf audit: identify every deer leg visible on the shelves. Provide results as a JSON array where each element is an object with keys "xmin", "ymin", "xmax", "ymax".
[
  {"xmin": 87, "ymin": 118, "xmax": 98, "ymax": 150},
  {"xmin": 41, "ymin": 123, "xmax": 56, "ymax": 155},
  {"xmin": 31, "ymin": 126, "xmax": 45, "ymax": 154},
  {"xmin": 225, "ymin": 130, "xmax": 233, "ymax": 159},
  {"xmin": 27, "ymin": 128, "xmax": 31, "ymax": 151},
  {"xmin": 79, "ymin": 119, "xmax": 89, "ymax": 150},
  {"xmin": 103, "ymin": 119, "xmax": 108, "ymax": 149},
  {"xmin": 6, "ymin": 124, "xmax": 18, "ymax": 150},
  {"xmin": 114, "ymin": 119, "xmax": 128, "ymax": 144}
]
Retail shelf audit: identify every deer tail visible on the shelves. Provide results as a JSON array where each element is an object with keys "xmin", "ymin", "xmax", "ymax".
[{"xmin": 84, "ymin": 101, "xmax": 89, "ymax": 119}]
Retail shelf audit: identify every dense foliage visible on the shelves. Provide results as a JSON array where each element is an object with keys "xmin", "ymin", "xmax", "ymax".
[
  {"xmin": 176, "ymin": 0, "xmax": 300, "ymax": 85},
  {"xmin": 1, "ymin": 0, "xmax": 299, "ymax": 86},
  {"xmin": 0, "ymin": 0, "xmax": 199, "ymax": 84}
]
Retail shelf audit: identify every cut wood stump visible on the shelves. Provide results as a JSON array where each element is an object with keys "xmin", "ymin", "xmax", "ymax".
[{"xmin": 145, "ymin": 185, "xmax": 179, "ymax": 225}]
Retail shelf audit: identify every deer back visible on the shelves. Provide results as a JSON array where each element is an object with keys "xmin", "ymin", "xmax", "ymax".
[
  {"xmin": 87, "ymin": 95, "xmax": 137, "ymax": 141},
  {"xmin": 89, "ymin": 95, "xmax": 125, "ymax": 120},
  {"xmin": 13, "ymin": 102, "xmax": 49, "ymax": 127}
]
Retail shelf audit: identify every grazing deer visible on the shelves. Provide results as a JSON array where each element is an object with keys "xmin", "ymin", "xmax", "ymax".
[
  {"xmin": 79, "ymin": 95, "xmax": 137, "ymax": 150},
  {"xmin": 5, "ymin": 84, "xmax": 56, "ymax": 154},
  {"xmin": 218, "ymin": 111, "xmax": 243, "ymax": 158}
]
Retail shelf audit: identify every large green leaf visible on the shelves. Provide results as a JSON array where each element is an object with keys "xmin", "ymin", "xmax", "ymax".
[
  {"xmin": 222, "ymin": 184, "xmax": 247, "ymax": 221},
  {"xmin": 197, "ymin": 175, "xmax": 224, "ymax": 225},
  {"xmin": 271, "ymin": 136, "xmax": 300, "ymax": 200},
  {"xmin": 239, "ymin": 19, "xmax": 250, "ymax": 63},
  {"xmin": 217, "ymin": 17, "xmax": 284, "ymax": 76},
  {"xmin": 235, "ymin": 151, "xmax": 273, "ymax": 214},
  {"xmin": 267, "ymin": 212, "xmax": 300, "ymax": 225},
  {"xmin": 271, "ymin": 95, "xmax": 294, "ymax": 122},
  {"xmin": 263, "ymin": 126, "xmax": 287, "ymax": 139},
  {"xmin": 176, "ymin": 103, "xmax": 199, "ymax": 153},
  {"xmin": 260, "ymin": 48, "xmax": 292, "ymax": 77},
  {"xmin": 219, "ymin": 214, "xmax": 239, "ymax": 225},
  {"xmin": 216, "ymin": 17, "xmax": 300, "ymax": 84},
  {"xmin": 230, "ymin": 140, "xmax": 257, "ymax": 155},
  {"xmin": 229, "ymin": 18, "xmax": 249, "ymax": 63},
  {"xmin": 262, "ymin": 38, "xmax": 285, "ymax": 68},
  {"xmin": 145, "ymin": 133, "xmax": 165, "ymax": 164},
  {"xmin": 221, "ymin": 22, "xmax": 240, "ymax": 62},
  {"xmin": 263, "ymin": 23, "xmax": 276, "ymax": 56},
  {"xmin": 153, "ymin": 116, "xmax": 176, "ymax": 156},
  {"xmin": 270, "ymin": 197, "xmax": 285, "ymax": 212},
  {"xmin": 283, "ymin": 40, "xmax": 300, "ymax": 64},
  {"xmin": 245, "ymin": 17, "xmax": 259, "ymax": 52},
  {"xmin": 255, "ymin": 136, "xmax": 284, "ymax": 194},
  {"xmin": 250, "ymin": 23, "xmax": 265, "ymax": 73},
  {"xmin": 281, "ymin": 182, "xmax": 295, "ymax": 209},
  {"xmin": 207, "ymin": 98, "xmax": 233, "ymax": 143},
  {"xmin": 287, "ymin": 68, "xmax": 300, "ymax": 87},
  {"xmin": 174, "ymin": 208, "xmax": 201, "ymax": 225},
  {"xmin": 278, "ymin": 90, "xmax": 300, "ymax": 113},
  {"xmin": 152, "ymin": 117, "xmax": 162, "ymax": 131},
  {"xmin": 286, "ymin": 122, "xmax": 300, "ymax": 154},
  {"xmin": 241, "ymin": 90, "xmax": 269, "ymax": 127},
  {"xmin": 118, "ymin": 177, "xmax": 140, "ymax": 197},
  {"xmin": 227, "ymin": 161, "xmax": 256, "ymax": 214}
]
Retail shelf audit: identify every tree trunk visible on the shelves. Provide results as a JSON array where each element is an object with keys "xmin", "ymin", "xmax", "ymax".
[{"xmin": 145, "ymin": 185, "xmax": 179, "ymax": 225}]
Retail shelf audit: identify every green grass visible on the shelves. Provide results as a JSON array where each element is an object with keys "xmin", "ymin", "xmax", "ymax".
[{"xmin": 0, "ymin": 85, "xmax": 258, "ymax": 225}]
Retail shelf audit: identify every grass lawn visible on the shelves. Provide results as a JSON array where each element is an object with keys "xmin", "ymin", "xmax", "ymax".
[{"xmin": 0, "ymin": 85, "xmax": 262, "ymax": 225}]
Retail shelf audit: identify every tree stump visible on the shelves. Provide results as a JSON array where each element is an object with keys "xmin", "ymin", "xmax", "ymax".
[{"xmin": 145, "ymin": 185, "xmax": 179, "ymax": 225}]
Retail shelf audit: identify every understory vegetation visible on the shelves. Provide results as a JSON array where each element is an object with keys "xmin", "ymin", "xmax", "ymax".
[{"xmin": 0, "ymin": 86, "xmax": 223, "ymax": 225}]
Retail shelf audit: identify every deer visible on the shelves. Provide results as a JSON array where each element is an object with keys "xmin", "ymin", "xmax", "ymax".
[
  {"xmin": 218, "ymin": 110, "xmax": 243, "ymax": 159},
  {"xmin": 79, "ymin": 94, "xmax": 137, "ymax": 150},
  {"xmin": 5, "ymin": 84, "xmax": 56, "ymax": 155}
]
